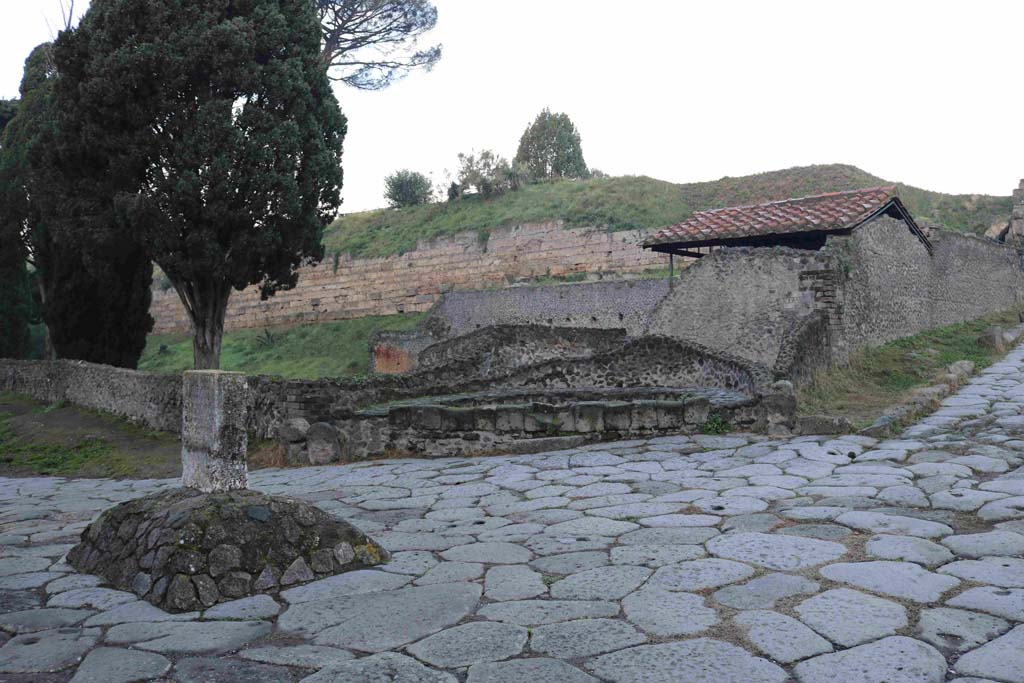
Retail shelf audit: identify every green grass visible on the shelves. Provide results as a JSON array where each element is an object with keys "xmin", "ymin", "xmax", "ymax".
[
  {"xmin": 324, "ymin": 164, "xmax": 1012, "ymax": 259},
  {"xmin": 138, "ymin": 313, "xmax": 425, "ymax": 379},
  {"xmin": 797, "ymin": 310, "xmax": 1020, "ymax": 427},
  {"xmin": 0, "ymin": 411, "xmax": 117, "ymax": 476}
]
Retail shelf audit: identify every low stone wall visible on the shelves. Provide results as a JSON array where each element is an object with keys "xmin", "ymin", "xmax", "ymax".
[
  {"xmin": 773, "ymin": 311, "xmax": 833, "ymax": 387},
  {"xmin": 0, "ymin": 359, "xmax": 182, "ymax": 433}
]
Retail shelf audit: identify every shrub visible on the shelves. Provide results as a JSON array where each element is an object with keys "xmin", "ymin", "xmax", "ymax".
[{"xmin": 384, "ymin": 169, "xmax": 433, "ymax": 208}]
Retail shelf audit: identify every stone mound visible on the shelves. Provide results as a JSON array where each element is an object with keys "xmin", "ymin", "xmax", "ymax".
[{"xmin": 67, "ymin": 487, "xmax": 389, "ymax": 612}]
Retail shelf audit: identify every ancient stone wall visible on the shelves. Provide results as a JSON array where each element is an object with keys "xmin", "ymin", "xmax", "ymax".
[
  {"xmin": 150, "ymin": 221, "xmax": 665, "ymax": 334},
  {"xmin": 370, "ymin": 280, "xmax": 668, "ymax": 373},
  {"xmin": 646, "ymin": 248, "xmax": 832, "ymax": 367},
  {"xmin": 0, "ymin": 359, "xmax": 183, "ymax": 433}
]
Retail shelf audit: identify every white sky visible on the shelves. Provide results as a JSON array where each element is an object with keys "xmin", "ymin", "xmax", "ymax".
[{"xmin": 2, "ymin": 0, "xmax": 1022, "ymax": 213}]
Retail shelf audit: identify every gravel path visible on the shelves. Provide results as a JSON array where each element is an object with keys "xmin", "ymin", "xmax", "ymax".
[{"xmin": 3, "ymin": 348, "xmax": 1024, "ymax": 682}]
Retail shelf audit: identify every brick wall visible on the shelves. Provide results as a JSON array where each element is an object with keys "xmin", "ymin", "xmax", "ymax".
[{"xmin": 151, "ymin": 221, "xmax": 665, "ymax": 334}]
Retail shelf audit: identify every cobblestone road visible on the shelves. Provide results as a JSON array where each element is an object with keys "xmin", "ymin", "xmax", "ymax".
[{"xmin": 3, "ymin": 349, "xmax": 1024, "ymax": 682}]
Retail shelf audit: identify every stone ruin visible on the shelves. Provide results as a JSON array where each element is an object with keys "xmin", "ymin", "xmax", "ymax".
[{"xmin": 67, "ymin": 371, "xmax": 389, "ymax": 612}]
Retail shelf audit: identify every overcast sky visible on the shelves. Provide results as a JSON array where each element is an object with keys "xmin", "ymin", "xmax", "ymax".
[{"xmin": 2, "ymin": 1, "xmax": 1022, "ymax": 214}]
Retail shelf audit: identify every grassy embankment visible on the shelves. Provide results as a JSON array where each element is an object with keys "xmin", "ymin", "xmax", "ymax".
[
  {"xmin": 138, "ymin": 313, "xmax": 424, "ymax": 380},
  {"xmin": 797, "ymin": 310, "xmax": 1020, "ymax": 428},
  {"xmin": 324, "ymin": 164, "xmax": 1011, "ymax": 259}
]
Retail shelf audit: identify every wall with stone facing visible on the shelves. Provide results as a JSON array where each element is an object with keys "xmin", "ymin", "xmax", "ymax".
[
  {"xmin": 150, "ymin": 221, "xmax": 665, "ymax": 334},
  {"xmin": 646, "ymin": 248, "xmax": 832, "ymax": 368},
  {"xmin": 830, "ymin": 218, "xmax": 1024, "ymax": 361},
  {"xmin": 370, "ymin": 278, "xmax": 671, "ymax": 373},
  {"xmin": 0, "ymin": 359, "xmax": 183, "ymax": 433}
]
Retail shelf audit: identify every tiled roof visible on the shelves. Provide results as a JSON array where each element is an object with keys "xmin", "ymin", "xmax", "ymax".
[{"xmin": 644, "ymin": 186, "xmax": 898, "ymax": 247}]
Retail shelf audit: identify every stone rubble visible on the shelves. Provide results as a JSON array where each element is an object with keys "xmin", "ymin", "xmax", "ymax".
[{"xmin": 4, "ymin": 344, "xmax": 1024, "ymax": 679}]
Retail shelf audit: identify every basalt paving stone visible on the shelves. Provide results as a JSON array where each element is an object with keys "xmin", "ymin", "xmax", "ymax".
[
  {"xmin": 467, "ymin": 658, "xmax": 598, "ymax": 683},
  {"xmin": 82, "ymin": 601, "xmax": 196, "ymax": 627},
  {"xmin": 793, "ymin": 636, "xmax": 947, "ymax": 683},
  {"xmin": 299, "ymin": 652, "xmax": 456, "ymax": 683},
  {"xmin": 712, "ymin": 572, "xmax": 820, "ymax": 609},
  {"xmin": 706, "ymin": 532, "xmax": 847, "ymax": 571},
  {"xmin": 915, "ymin": 607, "xmax": 1011, "ymax": 655},
  {"xmin": 947, "ymin": 586, "xmax": 1024, "ymax": 620},
  {"xmin": 549, "ymin": 565, "xmax": 652, "ymax": 600},
  {"xmin": 819, "ymin": 561, "xmax": 961, "ymax": 603},
  {"xmin": 0, "ymin": 608, "xmax": 93, "ymax": 633},
  {"xmin": 586, "ymin": 637, "xmax": 788, "ymax": 683},
  {"xmin": 794, "ymin": 588, "xmax": 907, "ymax": 647},
  {"xmin": 622, "ymin": 586, "xmax": 718, "ymax": 636},
  {"xmin": 484, "ymin": 565, "xmax": 547, "ymax": 601},
  {"xmin": 0, "ymin": 627, "xmax": 100, "ymax": 673},
  {"xmin": 105, "ymin": 620, "xmax": 272, "ymax": 653},
  {"xmin": 954, "ymin": 625, "xmax": 1024, "ymax": 683},
  {"xmin": 529, "ymin": 617, "xmax": 647, "ymax": 658},
  {"xmin": 279, "ymin": 570, "xmax": 410, "ymax": 603},
  {"xmin": 834, "ymin": 511, "xmax": 954, "ymax": 538},
  {"xmin": 618, "ymin": 527, "xmax": 719, "ymax": 545},
  {"xmin": 281, "ymin": 583, "xmax": 482, "ymax": 652},
  {"xmin": 945, "ymin": 548, "xmax": 1019, "ymax": 578},
  {"xmin": 865, "ymin": 534, "xmax": 955, "ymax": 566},
  {"xmin": 735, "ymin": 610, "xmax": 833, "ymax": 663},
  {"xmin": 609, "ymin": 544, "xmax": 706, "ymax": 567},
  {"xmin": 173, "ymin": 656, "xmax": 298, "ymax": 683},
  {"xmin": 406, "ymin": 621, "xmax": 527, "ymax": 668},
  {"xmin": 942, "ymin": 530, "xmax": 1024, "ymax": 558},
  {"xmin": 529, "ymin": 551, "xmax": 609, "ymax": 575},
  {"xmin": 649, "ymin": 559, "xmax": 755, "ymax": 591},
  {"xmin": 776, "ymin": 523, "xmax": 851, "ymax": 540},
  {"xmin": 478, "ymin": 600, "xmax": 620, "ymax": 626},
  {"xmin": 414, "ymin": 561, "xmax": 483, "ymax": 585},
  {"xmin": 239, "ymin": 644, "xmax": 354, "ymax": 668},
  {"xmin": 68, "ymin": 647, "xmax": 171, "ymax": 683}
]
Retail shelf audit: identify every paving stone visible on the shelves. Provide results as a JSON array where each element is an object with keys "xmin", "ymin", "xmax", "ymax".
[
  {"xmin": 69, "ymin": 647, "xmax": 170, "ymax": 683},
  {"xmin": 618, "ymin": 527, "xmax": 719, "ymax": 545},
  {"xmin": 954, "ymin": 625, "xmax": 1024, "ymax": 683},
  {"xmin": 0, "ymin": 608, "xmax": 92, "ymax": 633},
  {"xmin": 484, "ymin": 565, "xmax": 546, "ymax": 601},
  {"xmin": 793, "ymin": 636, "xmax": 946, "ymax": 683},
  {"xmin": 300, "ymin": 652, "xmax": 457, "ymax": 683},
  {"xmin": 948, "ymin": 586, "xmax": 1024, "ymax": 620},
  {"xmin": 609, "ymin": 544, "xmax": 705, "ymax": 567},
  {"xmin": 649, "ymin": 559, "xmax": 755, "ymax": 591},
  {"xmin": 834, "ymin": 511, "xmax": 953, "ymax": 538},
  {"xmin": 978, "ymin": 496, "xmax": 1024, "ymax": 521},
  {"xmin": 915, "ymin": 607, "xmax": 1010, "ymax": 654},
  {"xmin": 777, "ymin": 523, "xmax": 851, "ymax": 540},
  {"xmin": 530, "ymin": 618, "xmax": 646, "ymax": 657},
  {"xmin": 0, "ymin": 627, "xmax": 100, "ymax": 673},
  {"xmin": 819, "ymin": 561, "xmax": 960, "ymax": 603},
  {"xmin": 0, "ymin": 556, "xmax": 50, "ymax": 577},
  {"xmin": 622, "ymin": 586, "xmax": 718, "ymax": 636},
  {"xmin": 82, "ymin": 600, "xmax": 195, "ymax": 627},
  {"xmin": 46, "ymin": 587, "xmax": 137, "ymax": 610},
  {"xmin": 938, "ymin": 557, "xmax": 1024, "ymax": 586},
  {"xmin": 865, "ymin": 534, "xmax": 954, "ymax": 566},
  {"xmin": 467, "ymin": 658, "xmax": 597, "ymax": 683},
  {"xmin": 380, "ymin": 551, "xmax": 439, "ymax": 576},
  {"xmin": 478, "ymin": 599, "xmax": 620, "ymax": 625},
  {"xmin": 707, "ymin": 532, "xmax": 846, "ymax": 570},
  {"xmin": 735, "ymin": 610, "xmax": 832, "ymax": 663},
  {"xmin": 414, "ymin": 561, "xmax": 483, "ymax": 585},
  {"xmin": 942, "ymin": 530, "xmax": 1024, "ymax": 558},
  {"xmin": 530, "ymin": 551, "xmax": 608, "ymax": 575},
  {"xmin": 692, "ymin": 497, "xmax": 769, "ymax": 515},
  {"xmin": 586, "ymin": 638, "xmax": 787, "ymax": 683},
  {"xmin": 170, "ymin": 656, "xmax": 294, "ymax": 683},
  {"xmin": 712, "ymin": 572, "xmax": 820, "ymax": 609},
  {"xmin": 545, "ymin": 517, "xmax": 639, "ymax": 537},
  {"xmin": 406, "ymin": 621, "xmax": 527, "ymax": 668},
  {"xmin": 638, "ymin": 513, "xmax": 721, "ymax": 527},
  {"xmin": 280, "ymin": 570, "xmax": 410, "ymax": 603},
  {"xmin": 440, "ymin": 542, "xmax": 532, "ymax": 564},
  {"xmin": 204, "ymin": 594, "xmax": 280, "ymax": 620},
  {"xmin": 795, "ymin": 588, "xmax": 907, "ymax": 646},
  {"xmin": 550, "ymin": 565, "xmax": 651, "ymax": 599},
  {"xmin": 239, "ymin": 644, "xmax": 354, "ymax": 668},
  {"xmin": 105, "ymin": 620, "xmax": 272, "ymax": 653},
  {"xmin": 280, "ymin": 583, "xmax": 481, "ymax": 652}
]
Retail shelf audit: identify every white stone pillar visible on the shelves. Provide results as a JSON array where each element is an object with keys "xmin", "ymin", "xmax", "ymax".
[{"xmin": 181, "ymin": 370, "xmax": 249, "ymax": 492}]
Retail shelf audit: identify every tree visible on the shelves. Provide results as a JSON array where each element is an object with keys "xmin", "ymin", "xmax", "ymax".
[
  {"xmin": 514, "ymin": 109, "xmax": 589, "ymax": 182},
  {"xmin": 318, "ymin": 0, "xmax": 441, "ymax": 90},
  {"xmin": 0, "ymin": 99, "xmax": 30, "ymax": 359},
  {"xmin": 384, "ymin": 169, "xmax": 432, "ymax": 208},
  {"xmin": 457, "ymin": 150, "xmax": 523, "ymax": 199},
  {"xmin": 53, "ymin": 0, "xmax": 346, "ymax": 369},
  {"xmin": 0, "ymin": 43, "xmax": 154, "ymax": 367}
]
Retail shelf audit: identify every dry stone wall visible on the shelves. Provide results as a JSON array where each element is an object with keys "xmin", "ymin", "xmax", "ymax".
[{"xmin": 150, "ymin": 221, "xmax": 664, "ymax": 334}]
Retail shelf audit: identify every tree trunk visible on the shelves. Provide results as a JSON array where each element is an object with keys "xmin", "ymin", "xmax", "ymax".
[
  {"xmin": 172, "ymin": 277, "xmax": 232, "ymax": 370},
  {"xmin": 36, "ymin": 278, "xmax": 55, "ymax": 360}
]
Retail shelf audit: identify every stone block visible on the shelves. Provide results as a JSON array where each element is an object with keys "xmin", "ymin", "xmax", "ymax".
[
  {"xmin": 441, "ymin": 407, "xmax": 475, "ymax": 432},
  {"xmin": 306, "ymin": 422, "xmax": 343, "ymax": 465},
  {"xmin": 979, "ymin": 326, "xmax": 1006, "ymax": 353},
  {"xmin": 603, "ymin": 402, "xmax": 632, "ymax": 432},
  {"xmin": 495, "ymin": 406, "xmax": 526, "ymax": 433},
  {"xmin": 574, "ymin": 403, "xmax": 605, "ymax": 433},
  {"xmin": 181, "ymin": 371, "xmax": 249, "ymax": 493},
  {"xmin": 410, "ymin": 406, "xmax": 443, "ymax": 431},
  {"xmin": 656, "ymin": 402, "xmax": 686, "ymax": 430},
  {"xmin": 684, "ymin": 397, "xmax": 712, "ymax": 425},
  {"xmin": 473, "ymin": 407, "xmax": 497, "ymax": 431},
  {"xmin": 277, "ymin": 418, "xmax": 310, "ymax": 443},
  {"xmin": 798, "ymin": 415, "xmax": 855, "ymax": 435}
]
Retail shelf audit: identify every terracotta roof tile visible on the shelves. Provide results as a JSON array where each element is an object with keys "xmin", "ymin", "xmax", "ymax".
[{"xmin": 644, "ymin": 186, "xmax": 897, "ymax": 247}]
